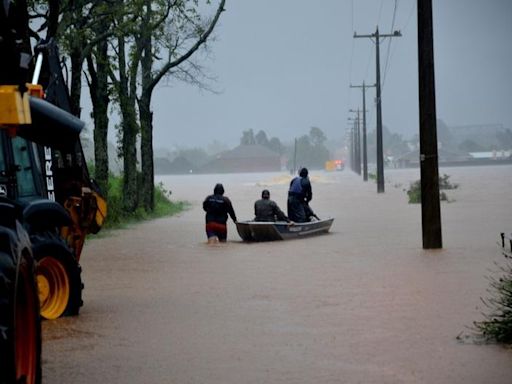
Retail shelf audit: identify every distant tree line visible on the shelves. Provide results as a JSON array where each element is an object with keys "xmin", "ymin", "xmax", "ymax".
[
  {"xmin": 240, "ymin": 127, "xmax": 330, "ymax": 170},
  {"xmin": 240, "ymin": 129, "xmax": 285, "ymax": 155}
]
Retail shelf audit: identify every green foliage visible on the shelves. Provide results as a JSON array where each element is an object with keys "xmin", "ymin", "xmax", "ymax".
[
  {"xmin": 255, "ymin": 130, "xmax": 269, "ymax": 146},
  {"xmin": 406, "ymin": 180, "xmax": 420, "ymax": 203},
  {"xmin": 240, "ymin": 129, "xmax": 256, "ymax": 145},
  {"xmin": 439, "ymin": 174, "xmax": 459, "ymax": 190},
  {"xmin": 474, "ymin": 249, "xmax": 512, "ymax": 343},
  {"xmin": 103, "ymin": 174, "xmax": 187, "ymax": 229},
  {"xmin": 239, "ymin": 129, "xmax": 284, "ymax": 155},
  {"xmin": 309, "ymin": 126, "xmax": 327, "ymax": 146},
  {"xmin": 406, "ymin": 173, "xmax": 457, "ymax": 204},
  {"xmin": 287, "ymin": 127, "xmax": 330, "ymax": 169},
  {"xmin": 268, "ymin": 137, "xmax": 284, "ymax": 155}
]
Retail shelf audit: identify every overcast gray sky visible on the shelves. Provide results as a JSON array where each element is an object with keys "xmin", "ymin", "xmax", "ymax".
[{"xmin": 99, "ymin": 0, "xmax": 512, "ymax": 151}]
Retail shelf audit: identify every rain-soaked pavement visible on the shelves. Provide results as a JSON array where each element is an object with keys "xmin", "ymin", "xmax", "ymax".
[{"xmin": 42, "ymin": 165, "xmax": 512, "ymax": 383}]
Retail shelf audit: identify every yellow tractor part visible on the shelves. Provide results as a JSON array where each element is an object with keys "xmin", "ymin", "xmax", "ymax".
[
  {"xmin": 0, "ymin": 85, "xmax": 32, "ymax": 126},
  {"xmin": 0, "ymin": 84, "xmax": 43, "ymax": 127},
  {"xmin": 61, "ymin": 188, "xmax": 107, "ymax": 262},
  {"xmin": 36, "ymin": 256, "xmax": 70, "ymax": 320},
  {"xmin": 94, "ymin": 191, "xmax": 108, "ymax": 229}
]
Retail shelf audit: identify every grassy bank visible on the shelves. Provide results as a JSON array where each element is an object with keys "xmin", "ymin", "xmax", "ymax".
[{"xmin": 102, "ymin": 175, "xmax": 189, "ymax": 230}]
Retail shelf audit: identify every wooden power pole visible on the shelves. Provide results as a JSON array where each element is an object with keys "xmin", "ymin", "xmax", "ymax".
[
  {"xmin": 351, "ymin": 82, "xmax": 375, "ymax": 181},
  {"xmin": 348, "ymin": 114, "xmax": 361, "ymax": 175},
  {"xmin": 354, "ymin": 28, "xmax": 401, "ymax": 193},
  {"xmin": 418, "ymin": 0, "xmax": 442, "ymax": 249}
]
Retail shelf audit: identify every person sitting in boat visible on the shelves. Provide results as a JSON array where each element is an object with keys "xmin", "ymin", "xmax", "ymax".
[
  {"xmin": 287, "ymin": 167, "xmax": 313, "ymax": 223},
  {"xmin": 254, "ymin": 189, "xmax": 291, "ymax": 223},
  {"xmin": 203, "ymin": 183, "xmax": 237, "ymax": 243}
]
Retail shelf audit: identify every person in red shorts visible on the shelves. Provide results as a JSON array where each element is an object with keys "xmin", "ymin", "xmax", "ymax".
[{"xmin": 202, "ymin": 183, "xmax": 237, "ymax": 243}]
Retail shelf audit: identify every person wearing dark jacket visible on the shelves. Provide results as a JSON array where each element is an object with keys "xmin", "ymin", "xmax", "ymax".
[
  {"xmin": 254, "ymin": 189, "xmax": 291, "ymax": 222},
  {"xmin": 203, "ymin": 183, "xmax": 237, "ymax": 242},
  {"xmin": 287, "ymin": 167, "xmax": 313, "ymax": 222}
]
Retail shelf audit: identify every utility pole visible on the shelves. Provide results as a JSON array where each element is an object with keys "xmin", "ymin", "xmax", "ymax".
[
  {"xmin": 354, "ymin": 27, "xmax": 401, "ymax": 192},
  {"xmin": 347, "ymin": 125, "xmax": 355, "ymax": 172},
  {"xmin": 418, "ymin": 0, "xmax": 442, "ymax": 249},
  {"xmin": 351, "ymin": 82, "xmax": 375, "ymax": 181},
  {"xmin": 348, "ymin": 114, "xmax": 361, "ymax": 175},
  {"xmin": 350, "ymin": 124, "xmax": 355, "ymax": 172},
  {"xmin": 356, "ymin": 112, "xmax": 361, "ymax": 175}
]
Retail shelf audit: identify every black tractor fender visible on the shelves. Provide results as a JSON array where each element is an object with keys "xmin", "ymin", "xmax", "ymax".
[
  {"xmin": 0, "ymin": 198, "xmax": 24, "ymax": 229},
  {"xmin": 0, "ymin": 199, "xmax": 31, "ymax": 259},
  {"xmin": 22, "ymin": 199, "xmax": 71, "ymax": 233}
]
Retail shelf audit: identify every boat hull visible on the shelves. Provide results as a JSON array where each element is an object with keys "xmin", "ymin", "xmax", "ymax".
[{"xmin": 236, "ymin": 218, "xmax": 334, "ymax": 242}]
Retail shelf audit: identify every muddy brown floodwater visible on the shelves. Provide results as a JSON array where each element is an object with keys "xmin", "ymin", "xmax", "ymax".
[{"xmin": 42, "ymin": 166, "xmax": 512, "ymax": 383}]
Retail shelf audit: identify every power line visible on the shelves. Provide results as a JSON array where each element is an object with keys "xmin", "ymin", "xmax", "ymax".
[
  {"xmin": 364, "ymin": 47, "xmax": 374, "ymax": 80},
  {"xmin": 347, "ymin": 2, "xmax": 356, "ymax": 128},
  {"xmin": 377, "ymin": 0, "xmax": 385, "ymax": 26},
  {"xmin": 404, "ymin": 1, "xmax": 416, "ymax": 31},
  {"xmin": 383, "ymin": 0, "xmax": 399, "ymax": 88},
  {"xmin": 351, "ymin": 0, "xmax": 354, "ymax": 32}
]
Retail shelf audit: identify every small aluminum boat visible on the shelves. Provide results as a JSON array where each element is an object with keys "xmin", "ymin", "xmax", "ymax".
[{"xmin": 236, "ymin": 218, "xmax": 334, "ymax": 242}]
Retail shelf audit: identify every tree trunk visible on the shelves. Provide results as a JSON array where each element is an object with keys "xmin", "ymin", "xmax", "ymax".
[
  {"xmin": 139, "ymin": 2, "xmax": 154, "ymax": 211},
  {"xmin": 139, "ymin": 92, "xmax": 154, "ymax": 212},
  {"xmin": 137, "ymin": 0, "xmax": 226, "ymax": 208},
  {"xmin": 86, "ymin": 37, "xmax": 110, "ymax": 198},
  {"xmin": 117, "ymin": 35, "xmax": 139, "ymax": 212},
  {"xmin": 69, "ymin": 48, "xmax": 83, "ymax": 118}
]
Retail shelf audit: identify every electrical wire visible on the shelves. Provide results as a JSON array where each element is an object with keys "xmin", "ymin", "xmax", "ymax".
[
  {"xmin": 382, "ymin": 0, "xmax": 399, "ymax": 89},
  {"xmin": 347, "ymin": 0, "xmax": 355, "ymax": 128},
  {"xmin": 377, "ymin": 0, "xmax": 385, "ymax": 26},
  {"xmin": 364, "ymin": 48, "xmax": 374, "ymax": 80},
  {"xmin": 403, "ymin": 1, "xmax": 416, "ymax": 32}
]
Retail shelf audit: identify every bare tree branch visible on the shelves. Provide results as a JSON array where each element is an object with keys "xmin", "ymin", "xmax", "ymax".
[{"xmin": 149, "ymin": 0, "xmax": 225, "ymax": 93}]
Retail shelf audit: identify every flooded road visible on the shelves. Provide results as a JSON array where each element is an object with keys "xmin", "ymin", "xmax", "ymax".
[{"xmin": 42, "ymin": 165, "xmax": 512, "ymax": 383}]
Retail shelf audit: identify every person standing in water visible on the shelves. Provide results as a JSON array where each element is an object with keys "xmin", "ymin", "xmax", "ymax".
[
  {"xmin": 203, "ymin": 183, "xmax": 237, "ymax": 243},
  {"xmin": 287, "ymin": 167, "xmax": 313, "ymax": 222}
]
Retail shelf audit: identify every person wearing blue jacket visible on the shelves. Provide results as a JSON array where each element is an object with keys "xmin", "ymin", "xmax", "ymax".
[{"xmin": 287, "ymin": 168, "xmax": 312, "ymax": 222}]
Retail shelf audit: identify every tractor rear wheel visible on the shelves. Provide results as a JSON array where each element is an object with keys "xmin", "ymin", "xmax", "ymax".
[
  {"xmin": 32, "ymin": 233, "xmax": 83, "ymax": 319},
  {"xmin": 0, "ymin": 249, "xmax": 42, "ymax": 384}
]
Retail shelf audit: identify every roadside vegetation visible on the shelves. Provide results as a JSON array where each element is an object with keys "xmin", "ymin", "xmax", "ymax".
[
  {"xmin": 473, "ymin": 238, "xmax": 512, "ymax": 343},
  {"xmin": 406, "ymin": 173, "xmax": 458, "ymax": 203},
  {"xmin": 102, "ymin": 174, "xmax": 188, "ymax": 230}
]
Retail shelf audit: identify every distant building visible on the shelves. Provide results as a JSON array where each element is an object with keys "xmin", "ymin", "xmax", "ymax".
[
  {"xmin": 469, "ymin": 150, "xmax": 511, "ymax": 160},
  {"xmin": 200, "ymin": 144, "xmax": 281, "ymax": 173},
  {"xmin": 394, "ymin": 148, "xmax": 470, "ymax": 168},
  {"xmin": 394, "ymin": 147, "xmax": 512, "ymax": 168}
]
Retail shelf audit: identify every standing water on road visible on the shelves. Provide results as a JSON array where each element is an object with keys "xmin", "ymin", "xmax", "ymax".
[{"xmin": 42, "ymin": 165, "xmax": 512, "ymax": 384}]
